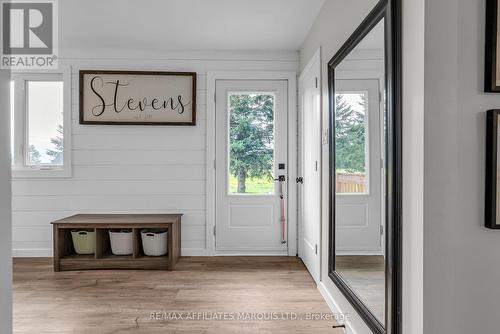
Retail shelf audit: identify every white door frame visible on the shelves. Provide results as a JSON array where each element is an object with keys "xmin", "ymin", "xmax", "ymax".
[
  {"xmin": 298, "ymin": 48, "xmax": 322, "ymax": 282},
  {"xmin": 206, "ymin": 71, "xmax": 297, "ymax": 256}
]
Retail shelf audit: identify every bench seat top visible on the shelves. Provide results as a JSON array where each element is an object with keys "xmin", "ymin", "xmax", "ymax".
[{"xmin": 51, "ymin": 214, "xmax": 183, "ymax": 225}]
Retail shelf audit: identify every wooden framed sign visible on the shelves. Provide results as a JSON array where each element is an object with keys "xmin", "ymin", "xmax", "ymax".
[{"xmin": 79, "ymin": 70, "xmax": 196, "ymax": 125}]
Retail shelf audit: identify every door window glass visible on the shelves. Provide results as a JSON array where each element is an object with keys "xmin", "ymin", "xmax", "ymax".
[{"xmin": 228, "ymin": 93, "xmax": 275, "ymax": 195}]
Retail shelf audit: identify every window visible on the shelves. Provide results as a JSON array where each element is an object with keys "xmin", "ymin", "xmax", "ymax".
[
  {"xmin": 227, "ymin": 92, "xmax": 275, "ymax": 195},
  {"xmin": 335, "ymin": 91, "xmax": 369, "ymax": 194},
  {"xmin": 11, "ymin": 70, "xmax": 71, "ymax": 177},
  {"xmin": 27, "ymin": 81, "xmax": 64, "ymax": 166},
  {"xmin": 10, "ymin": 81, "xmax": 14, "ymax": 163}
]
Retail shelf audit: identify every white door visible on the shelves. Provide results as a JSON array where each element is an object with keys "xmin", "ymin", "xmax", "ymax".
[
  {"xmin": 298, "ymin": 52, "xmax": 321, "ymax": 282},
  {"xmin": 335, "ymin": 79, "xmax": 383, "ymax": 254},
  {"xmin": 215, "ymin": 80, "xmax": 288, "ymax": 254}
]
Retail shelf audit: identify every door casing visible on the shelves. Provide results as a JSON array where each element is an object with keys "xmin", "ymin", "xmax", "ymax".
[
  {"xmin": 214, "ymin": 79, "xmax": 288, "ymax": 254},
  {"xmin": 206, "ymin": 71, "xmax": 297, "ymax": 256}
]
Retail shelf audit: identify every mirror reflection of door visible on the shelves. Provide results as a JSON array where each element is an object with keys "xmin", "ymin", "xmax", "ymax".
[
  {"xmin": 335, "ymin": 79, "xmax": 382, "ymax": 253},
  {"xmin": 334, "ymin": 18, "xmax": 386, "ymax": 325}
]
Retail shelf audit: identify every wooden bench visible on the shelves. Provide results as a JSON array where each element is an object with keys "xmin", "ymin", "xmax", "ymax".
[{"xmin": 51, "ymin": 214, "xmax": 182, "ymax": 271}]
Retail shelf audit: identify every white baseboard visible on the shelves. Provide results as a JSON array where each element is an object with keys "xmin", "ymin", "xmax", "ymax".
[
  {"xmin": 181, "ymin": 248, "xmax": 209, "ymax": 256},
  {"xmin": 12, "ymin": 248, "xmax": 210, "ymax": 257},
  {"xmin": 336, "ymin": 251, "xmax": 384, "ymax": 256},
  {"xmin": 12, "ymin": 248, "xmax": 294, "ymax": 257},
  {"xmin": 215, "ymin": 250, "xmax": 288, "ymax": 256},
  {"xmin": 12, "ymin": 248, "xmax": 52, "ymax": 257},
  {"xmin": 318, "ymin": 282, "xmax": 357, "ymax": 334}
]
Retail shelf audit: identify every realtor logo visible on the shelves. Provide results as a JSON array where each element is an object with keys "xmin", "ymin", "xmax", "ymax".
[{"xmin": 1, "ymin": 0, "xmax": 58, "ymax": 69}]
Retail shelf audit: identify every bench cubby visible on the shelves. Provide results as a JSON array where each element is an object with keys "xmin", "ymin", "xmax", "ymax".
[{"xmin": 51, "ymin": 214, "xmax": 182, "ymax": 271}]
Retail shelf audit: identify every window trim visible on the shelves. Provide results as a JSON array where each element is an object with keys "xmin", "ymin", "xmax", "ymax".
[{"xmin": 11, "ymin": 66, "xmax": 72, "ymax": 178}]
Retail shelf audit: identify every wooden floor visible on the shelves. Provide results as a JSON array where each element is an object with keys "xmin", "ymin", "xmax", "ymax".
[{"xmin": 13, "ymin": 257, "xmax": 343, "ymax": 334}]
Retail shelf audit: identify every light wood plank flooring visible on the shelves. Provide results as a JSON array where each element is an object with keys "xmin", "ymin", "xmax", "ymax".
[{"xmin": 14, "ymin": 257, "xmax": 343, "ymax": 334}]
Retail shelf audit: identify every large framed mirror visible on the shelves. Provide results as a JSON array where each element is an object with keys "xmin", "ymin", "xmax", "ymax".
[{"xmin": 328, "ymin": 1, "xmax": 401, "ymax": 333}]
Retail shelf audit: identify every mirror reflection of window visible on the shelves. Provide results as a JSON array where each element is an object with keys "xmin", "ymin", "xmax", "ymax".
[
  {"xmin": 334, "ymin": 18, "xmax": 386, "ymax": 325},
  {"xmin": 335, "ymin": 92, "xmax": 369, "ymax": 194}
]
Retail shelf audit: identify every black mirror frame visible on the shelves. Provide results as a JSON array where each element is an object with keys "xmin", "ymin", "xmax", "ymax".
[
  {"xmin": 485, "ymin": 0, "xmax": 500, "ymax": 92},
  {"xmin": 485, "ymin": 110, "xmax": 500, "ymax": 228},
  {"xmin": 327, "ymin": 1, "xmax": 402, "ymax": 334}
]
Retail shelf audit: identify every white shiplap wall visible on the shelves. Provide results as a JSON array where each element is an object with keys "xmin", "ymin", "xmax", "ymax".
[{"xmin": 12, "ymin": 50, "xmax": 299, "ymax": 256}]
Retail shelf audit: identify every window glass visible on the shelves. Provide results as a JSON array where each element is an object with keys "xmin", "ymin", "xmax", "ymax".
[
  {"xmin": 27, "ymin": 81, "xmax": 64, "ymax": 166},
  {"xmin": 228, "ymin": 93, "xmax": 275, "ymax": 195},
  {"xmin": 10, "ymin": 81, "xmax": 14, "ymax": 164}
]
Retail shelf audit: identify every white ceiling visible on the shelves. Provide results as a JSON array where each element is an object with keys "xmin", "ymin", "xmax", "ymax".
[{"xmin": 59, "ymin": 0, "xmax": 326, "ymax": 51}]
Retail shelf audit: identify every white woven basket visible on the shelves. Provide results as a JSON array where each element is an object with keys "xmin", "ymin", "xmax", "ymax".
[
  {"xmin": 109, "ymin": 229, "xmax": 133, "ymax": 255},
  {"xmin": 71, "ymin": 230, "xmax": 95, "ymax": 255},
  {"xmin": 141, "ymin": 229, "xmax": 168, "ymax": 256}
]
